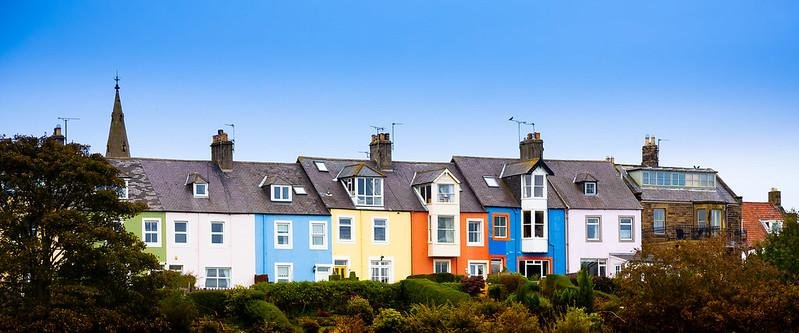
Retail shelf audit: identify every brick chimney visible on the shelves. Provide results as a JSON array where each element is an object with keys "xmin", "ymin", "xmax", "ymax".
[
  {"xmin": 370, "ymin": 132, "xmax": 392, "ymax": 170},
  {"xmin": 642, "ymin": 135, "xmax": 659, "ymax": 167},
  {"xmin": 768, "ymin": 187, "xmax": 782, "ymax": 209},
  {"xmin": 51, "ymin": 125, "xmax": 65, "ymax": 145},
  {"xmin": 211, "ymin": 129, "xmax": 234, "ymax": 172},
  {"xmin": 520, "ymin": 132, "xmax": 544, "ymax": 160}
]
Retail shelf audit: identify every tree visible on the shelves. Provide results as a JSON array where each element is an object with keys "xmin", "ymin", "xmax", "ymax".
[
  {"xmin": 614, "ymin": 238, "xmax": 799, "ymax": 332},
  {"xmin": 0, "ymin": 135, "xmax": 164, "ymax": 330},
  {"xmin": 575, "ymin": 269, "xmax": 594, "ymax": 313},
  {"xmin": 759, "ymin": 209, "xmax": 799, "ymax": 279}
]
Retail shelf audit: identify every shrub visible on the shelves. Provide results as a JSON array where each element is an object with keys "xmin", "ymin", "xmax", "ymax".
[
  {"xmin": 487, "ymin": 284, "xmax": 504, "ymax": 301},
  {"xmin": 590, "ymin": 276, "xmax": 616, "ymax": 294},
  {"xmin": 333, "ymin": 315, "xmax": 370, "ymax": 333},
  {"xmin": 188, "ymin": 289, "xmax": 229, "ymax": 317},
  {"xmin": 540, "ymin": 274, "xmax": 575, "ymax": 298},
  {"xmin": 491, "ymin": 302, "xmax": 543, "ymax": 333},
  {"xmin": 460, "ymin": 275, "xmax": 486, "ymax": 297},
  {"xmin": 371, "ymin": 308, "xmax": 408, "ymax": 333},
  {"xmin": 254, "ymin": 281, "xmax": 401, "ymax": 315},
  {"xmin": 159, "ymin": 293, "xmax": 198, "ymax": 332},
  {"xmin": 349, "ymin": 272, "xmax": 359, "ymax": 280},
  {"xmin": 400, "ymin": 279, "xmax": 469, "ymax": 306},
  {"xmin": 575, "ymin": 269, "xmax": 594, "ymax": 313},
  {"xmin": 299, "ymin": 317, "xmax": 321, "ymax": 333},
  {"xmin": 243, "ymin": 300, "xmax": 292, "ymax": 332},
  {"xmin": 407, "ymin": 273, "xmax": 463, "ymax": 283},
  {"xmin": 551, "ymin": 288, "xmax": 579, "ymax": 312},
  {"xmin": 194, "ymin": 315, "xmax": 225, "ymax": 332},
  {"xmin": 552, "ymin": 307, "xmax": 603, "ymax": 333},
  {"xmin": 158, "ymin": 270, "xmax": 198, "ymax": 292},
  {"xmin": 346, "ymin": 296, "xmax": 375, "ymax": 323},
  {"xmin": 441, "ymin": 282, "xmax": 463, "ymax": 292}
]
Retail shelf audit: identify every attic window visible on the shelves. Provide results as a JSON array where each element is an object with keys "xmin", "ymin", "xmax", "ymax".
[
  {"xmin": 271, "ymin": 185, "xmax": 292, "ymax": 202},
  {"xmin": 314, "ymin": 161, "xmax": 328, "ymax": 172},
  {"xmin": 761, "ymin": 220, "xmax": 783, "ymax": 234},
  {"xmin": 293, "ymin": 186, "xmax": 307, "ymax": 195},
  {"xmin": 584, "ymin": 182, "xmax": 597, "ymax": 196},
  {"xmin": 193, "ymin": 183, "xmax": 208, "ymax": 198},
  {"xmin": 483, "ymin": 176, "xmax": 499, "ymax": 188},
  {"xmin": 117, "ymin": 179, "xmax": 130, "ymax": 199}
]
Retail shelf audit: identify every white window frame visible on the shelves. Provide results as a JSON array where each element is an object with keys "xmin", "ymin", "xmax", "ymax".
[
  {"xmin": 314, "ymin": 161, "xmax": 328, "ymax": 172},
  {"xmin": 193, "ymin": 183, "xmax": 208, "ymax": 198},
  {"xmin": 143, "ymin": 218, "xmax": 161, "ymax": 247},
  {"xmin": 337, "ymin": 216, "xmax": 354, "ymax": 242},
  {"xmin": 584, "ymin": 182, "xmax": 597, "ymax": 195},
  {"xmin": 437, "ymin": 183, "xmax": 455, "ymax": 203},
  {"xmin": 493, "ymin": 215, "xmax": 508, "ymax": 239},
  {"xmin": 271, "ymin": 184, "xmax": 292, "ymax": 202},
  {"xmin": 309, "ymin": 220, "xmax": 328, "ymax": 250},
  {"xmin": 490, "ymin": 258, "xmax": 504, "ymax": 274},
  {"xmin": 619, "ymin": 216, "xmax": 634, "ymax": 242},
  {"xmin": 433, "ymin": 259, "xmax": 451, "ymax": 273},
  {"xmin": 467, "ymin": 219, "xmax": 484, "ymax": 246},
  {"xmin": 372, "ymin": 217, "xmax": 388, "ymax": 244},
  {"xmin": 483, "ymin": 176, "xmax": 499, "ymax": 187},
  {"xmin": 533, "ymin": 210, "xmax": 546, "ymax": 239},
  {"xmin": 370, "ymin": 257, "xmax": 393, "ymax": 283},
  {"xmin": 204, "ymin": 267, "xmax": 230, "ymax": 289},
  {"xmin": 333, "ymin": 257, "xmax": 351, "ymax": 277},
  {"xmin": 274, "ymin": 220, "xmax": 293, "ymax": 249},
  {"xmin": 351, "ymin": 177, "xmax": 384, "ymax": 207},
  {"xmin": 519, "ymin": 259, "xmax": 549, "ymax": 278},
  {"xmin": 580, "ymin": 258, "xmax": 607, "ymax": 277},
  {"xmin": 210, "ymin": 221, "xmax": 224, "ymax": 246},
  {"xmin": 274, "ymin": 263, "xmax": 293, "ymax": 283},
  {"xmin": 173, "ymin": 220, "xmax": 188, "ymax": 246},
  {"xmin": 521, "ymin": 174, "xmax": 533, "ymax": 199},
  {"xmin": 586, "ymin": 216, "xmax": 601, "ymax": 241},
  {"xmin": 467, "ymin": 260, "xmax": 489, "ymax": 279},
  {"xmin": 653, "ymin": 208, "xmax": 666, "ymax": 235},
  {"xmin": 533, "ymin": 174, "xmax": 545, "ymax": 198},
  {"xmin": 761, "ymin": 220, "xmax": 784, "ymax": 234},
  {"xmin": 118, "ymin": 179, "xmax": 129, "ymax": 199},
  {"xmin": 436, "ymin": 215, "xmax": 455, "ymax": 244}
]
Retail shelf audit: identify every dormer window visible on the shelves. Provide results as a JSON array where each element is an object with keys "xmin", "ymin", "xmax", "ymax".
[
  {"xmin": 417, "ymin": 185, "xmax": 432, "ymax": 204},
  {"xmin": 337, "ymin": 163, "xmax": 385, "ymax": 207},
  {"xmin": 522, "ymin": 174, "xmax": 545, "ymax": 199},
  {"xmin": 271, "ymin": 185, "xmax": 292, "ymax": 202},
  {"xmin": 584, "ymin": 182, "xmax": 597, "ymax": 196},
  {"xmin": 193, "ymin": 183, "xmax": 208, "ymax": 198},
  {"xmin": 437, "ymin": 184, "xmax": 455, "ymax": 203}
]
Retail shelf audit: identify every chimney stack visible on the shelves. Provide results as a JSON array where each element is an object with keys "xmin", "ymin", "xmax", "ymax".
[
  {"xmin": 642, "ymin": 135, "xmax": 659, "ymax": 167},
  {"xmin": 520, "ymin": 132, "xmax": 544, "ymax": 160},
  {"xmin": 211, "ymin": 129, "xmax": 234, "ymax": 171},
  {"xmin": 768, "ymin": 187, "xmax": 782, "ymax": 209},
  {"xmin": 51, "ymin": 125, "xmax": 65, "ymax": 145},
  {"xmin": 369, "ymin": 132, "xmax": 392, "ymax": 170}
]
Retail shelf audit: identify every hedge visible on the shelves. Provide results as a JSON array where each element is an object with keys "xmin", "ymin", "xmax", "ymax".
[
  {"xmin": 188, "ymin": 289, "xmax": 229, "ymax": 317},
  {"xmin": 406, "ymin": 273, "xmax": 464, "ymax": 283},
  {"xmin": 399, "ymin": 279, "xmax": 469, "ymax": 306},
  {"xmin": 252, "ymin": 280, "xmax": 401, "ymax": 315}
]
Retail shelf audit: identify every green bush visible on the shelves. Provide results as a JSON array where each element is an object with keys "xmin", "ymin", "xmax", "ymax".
[
  {"xmin": 407, "ymin": 273, "xmax": 464, "ymax": 283},
  {"xmin": 400, "ymin": 279, "xmax": 469, "ymax": 306},
  {"xmin": 159, "ymin": 293, "xmax": 198, "ymax": 332},
  {"xmin": 491, "ymin": 302, "xmax": 543, "ymax": 333},
  {"xmin": 346, "ymin": 296, "xmax": 375, "ymax": 323},
  {"xmin": 188, "ymin": 289, "xmax": 229, "ymax": 317},
  {"xmin": 576, "ymin": 269, "xmax": 594, "ymax": 313},
  {"xmin": 299, "ymin": 317, "xmax": 321, "ymax": 333},
  {"xmin": 406, "ymin": 303, "xmax": 483, "ymax": 333},
  {"xmin": 372, "ymin": 308, "xmax": 408, "ymax": 333},
  {"xmin": 244, "ymin": 300, "xmax": 292, "ymax": 331},
  {"xmin": 540, "ymin": 274, "xmax": 575, "ymax": 298},
  {"xmin": 488, "ymin": 284, "xmax": 504, "ymax": 301},
  {"xmin": 487, "ymin": 273, "xmax": 529, "ymax": 300},
  {"xmin": 552, "ymin": 307, "xmax": 603, "ymax": 333},
  {"xmin": 253, "ymin": 280, "xmax": 401, "ymax": 315},
  {"xmin": 441, "ymin": 282, "xmax": 464, "ymax": 292},
  {"xmin": 551, "ymin": 288, "xmax": 579, "ymax": 312}
]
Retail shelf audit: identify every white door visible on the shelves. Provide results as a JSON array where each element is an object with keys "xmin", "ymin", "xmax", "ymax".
[{"xmin": 314, "ymin": 265, "xmax": 333, "ymax": 282}]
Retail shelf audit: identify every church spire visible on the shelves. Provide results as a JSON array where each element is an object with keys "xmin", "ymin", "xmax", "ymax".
[{"xmin": 105, "ymin": 73, "xmax": 131, "ymax": 158}]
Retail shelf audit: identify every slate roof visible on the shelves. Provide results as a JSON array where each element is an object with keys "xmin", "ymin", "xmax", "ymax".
[
  {"xmin": 298, "ymin": 157, "xmax": 484, "ymax": 212},
  {"xmin": 501, "ymin": 159, "xmax": 549, "ymax": 178},
  {"xmin": 108, "ymin": 158, "xmax": 329, "ymax": 215},
  {"xmin": 742, "ymin": 202, "xmax": 784, "ymax": 246},
  {"xmin": 617, "ymin": 164, "xmax": 739, "ymax": 204},
  {"xmin": 451, "ymin": 156, "xmax": 566, "ymax": 209},
  {"xmin": 573, "ymin": 172, "xmax": 598, "ymax": 183},
  {"xmin": 411, "ymin": 168, "xmax": 451, "ymax": 186},
  {"xmin": 336, "ymin": 163, "xmax": 384, "ymax": 179},
  {"xmin": 545, "ymin": 160, "xmax": 642, "ymax": 210}
]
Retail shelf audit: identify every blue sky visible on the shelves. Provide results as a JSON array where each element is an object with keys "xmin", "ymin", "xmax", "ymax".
[{"xmin": 1, "ymin": 1, "xmax": 798, "ymax": 209}]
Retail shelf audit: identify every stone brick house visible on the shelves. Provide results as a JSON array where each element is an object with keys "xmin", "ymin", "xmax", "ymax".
[{"xmin": 617, "ymin": 136, "xmax": 745, "ymax": 246}]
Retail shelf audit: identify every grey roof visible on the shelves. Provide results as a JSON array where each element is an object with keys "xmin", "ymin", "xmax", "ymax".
[
  {"xmin": 451, "ymin": 156, "xmax": 566, "ymax": 209},
  {"xmin": 573, "ymin": 172, "xmax": 598, "ymax": 183},
  {"xmin": 336, "ymin": 163, "xmax": 384, "ymax": 179},
  {"xmin": 186, "ymin": 172, "xmax": 208, "ymax": 185},
  {"xmin": 500, "ymin": 158, "xmax": 552, "ymax": 178},
  {"xmin": 108, "ymin": 158, "xmax": 329, "ymax": 215},
  {"xmin": 617, "ymin": 164, "xmax": 738, "ymax": 204},
  {"xmin": 546, "ymin": 160, "xmax": 641, "ymax": 210},
  {"xmin": 411, "ymin": 168, "xmax": 450, "ymax": 186},
  {"xmin": 298, "ymin": 157, "xmax": 484, "ymax": 213}
]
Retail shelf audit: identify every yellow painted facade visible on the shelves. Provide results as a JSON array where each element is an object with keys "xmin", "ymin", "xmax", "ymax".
[{"xmin": 330, "ymin": 208, "xmax": 412, "ymax": 283}]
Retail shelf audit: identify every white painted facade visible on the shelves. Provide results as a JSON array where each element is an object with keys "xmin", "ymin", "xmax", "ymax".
[
  {"xmin": 520, "ymin": 166, "xmax": 549, "ymax": 253},
  {"xmin": 418, "ymin": 170, "xmax": 462, "ymax": 257},
  {"xmin": 566, "ymin": 209, "xmax": 641, "ymax": 277},
  {"xmin": 165, "ymin": 212, "xmax": 256, "ymax": 288}
]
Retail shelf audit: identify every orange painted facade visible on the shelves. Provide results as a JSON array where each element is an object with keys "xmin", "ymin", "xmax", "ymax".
[{"xmin": 410, "ymin": 211, "xmax": 490, "ymax": 275}]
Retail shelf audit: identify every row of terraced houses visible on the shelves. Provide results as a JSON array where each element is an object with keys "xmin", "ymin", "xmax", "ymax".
[{"xmin": 86, "ymin": 82, "xmax": 786, "ymax": 288}]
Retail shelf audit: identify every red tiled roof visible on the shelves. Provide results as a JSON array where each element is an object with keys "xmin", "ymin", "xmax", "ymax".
[{"xmin": 742, "ymin": 202, "xmax": 784, "ymax": 247}]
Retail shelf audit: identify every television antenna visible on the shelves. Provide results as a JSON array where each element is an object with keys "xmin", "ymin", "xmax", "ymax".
[
  {"xmin": 391, "ymin": 122, "xmax": 404, "ymax": 151},
  {"xmin": 57, "ymin": 117, "xmax": 80, "ymax": 142},
  {"xmin": 358, "ymin": 151, "xmax": 370, "ymax": 158},
  {"xmin": 369, "ymin": 125, "xmax": 385, "ymax": 135},
  {"xmin": 508, "ymin": 116, "xmax": 534, "ymax": 143}
]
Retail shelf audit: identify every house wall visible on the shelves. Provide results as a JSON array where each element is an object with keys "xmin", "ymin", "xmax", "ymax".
[
  {"xmin": 566, "ymin": 209, "xmax": 641, "ymax": 276},
  {"xmin": 255, "ymin": 214, "xmax": 332, "ymax": 282},
  {"xmin": 164, "ymin": 212, "xmax": 255, "ymax": 287},
  {"xmin": 641, "ymin": 202, "xmax": 739, "ymax": 240},
  {"xmin": 410, "ymin": 211, "xmax": 490, "ymax": 275},
  {"xmin": 330, "ymin": 209, "xmax": 412, "ymax": 282},
  {"xmin": 486, "ymin": 207, "xmax": 520, "ymax": 272},
  {"xmin": 125, "ymin": 212, "xmax": 167, "ymax": 262},
  {"xmin": 548, "ymin": 208, "xmax": 567, "ymax": 275}
]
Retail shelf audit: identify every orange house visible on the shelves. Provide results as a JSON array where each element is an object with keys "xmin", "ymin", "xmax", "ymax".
[{"xmin": 411, "ymin": 211, "xmax": 490, "ymax": 275}]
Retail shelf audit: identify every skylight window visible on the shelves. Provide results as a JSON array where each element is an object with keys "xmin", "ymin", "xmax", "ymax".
[
  {"xmin": 483, "ymin": 176, "xmax": 499, "ymax": 188},
  {"xmin": 314, "ymin": 161, "xmax": 328, "ymax": 172},
  {"xmin": 293, "ymin": 186, "xmax": 307, "ymax": 195}
]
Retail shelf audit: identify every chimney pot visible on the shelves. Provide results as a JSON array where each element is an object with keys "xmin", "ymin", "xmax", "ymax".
[
  {"xmin": 51, "ymin": 125, "xmax": 65, "ymax": 145},
  {"xmin": 642, "ymin": 135, "xmax": 659, "ymax": 167},
  {"xmin": 370, "ymin": 132, "xmax": 392, "ymax": 170},
  {"xmin": 211, "ymin": 130, "xmax": 234, "ymax": 171},
  {"xmin": 520, "ymin": 132, "xmax": 544, "ymax": 160}
]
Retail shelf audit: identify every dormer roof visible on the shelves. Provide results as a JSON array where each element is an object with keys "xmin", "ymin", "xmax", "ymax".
[
  {"xmin": 411, "ymin": 168, "xmax": 461, "ymax": 186},
  {"xmin": 335, "ymin": 163, "xmax": 384, "ymax": 179},
  {"xmin": 499, "ymin": 158, "xmax": 553, "ymax": 178},
  {"xmin": 185, "ymin": 172, "xmax": 208, "ymax": 185},
  {"xmin": 259, "ymin": 175, "xmax": 291, "ymax": 188},
  {"xmin": 573, "ymin": 172, "xmax": 598, "ymax": 183}
]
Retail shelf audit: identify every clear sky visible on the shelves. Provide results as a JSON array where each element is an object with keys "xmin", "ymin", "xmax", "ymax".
[{"xmin": 1, "ymin": 1, "xmax": 798, "ymax": 209}]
